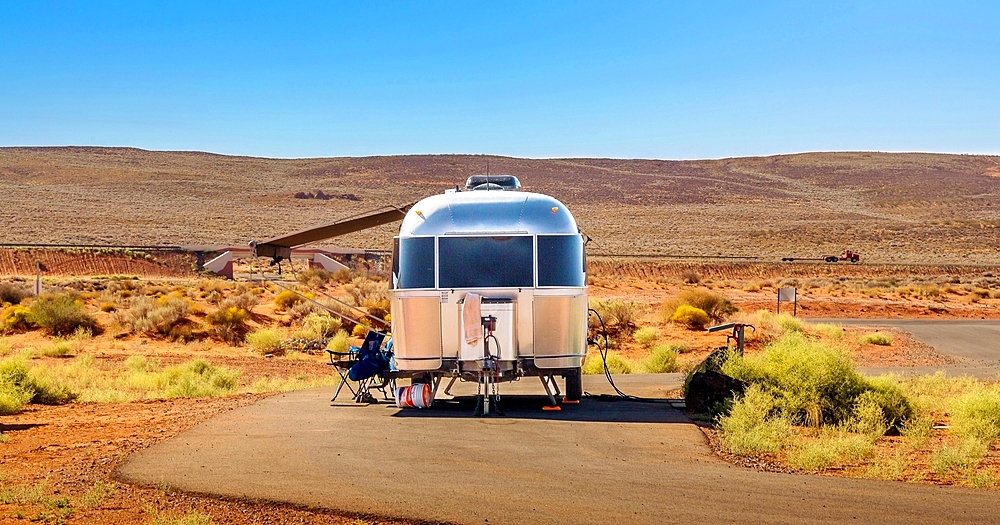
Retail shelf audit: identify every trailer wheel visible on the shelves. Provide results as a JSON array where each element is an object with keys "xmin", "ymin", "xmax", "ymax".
[{"xmin": 564, "ymin": 369, "xmax": 583, "ymax": 402}]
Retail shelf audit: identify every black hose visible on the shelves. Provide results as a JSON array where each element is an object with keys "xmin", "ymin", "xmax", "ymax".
[{"xmin": 585, "ymin": 308, "xmax": 673, "ymax": 404}]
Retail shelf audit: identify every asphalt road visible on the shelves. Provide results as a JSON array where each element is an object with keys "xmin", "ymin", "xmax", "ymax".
[
  {"xmin": 814, "ymin": 318, "xmax": 1000, "ymax": 379},
  {"xmin": 116, "ymin": 373, "xmax": 1000, "ymax": 525}
]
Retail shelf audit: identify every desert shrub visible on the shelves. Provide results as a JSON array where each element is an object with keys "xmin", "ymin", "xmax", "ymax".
[
  {"xmin": 721, "ymin": 332, "xmax": 912, "ymax": 429},
  {"xmin": 28, "ymin": 292, "xmax": 98, "ymax": 336},
  {"xmin": 787, "ymin": 430, "xmax": 874, "ymax": 471},
  {"xmin": 1, "ymin": 305, "xmax": 34, "ymax": 332},
  {"xmin": 859, "ymin": 332, "xmax": 892, "ymax": 346},
  {"xmin": 0, "ymin": 355, "xmax": 76, "ymax": 414},
  {"xmin": 326, "ymin": 330, "xmax": 351, "ymax": 354},
  {"xmin": 246, "ymin": 328, "xmax": 284, "ymax": 355},
  {"xmin": 205, "ymin": 306, "xmax": 249, "ymax": 345},
  {"xmin": 582, "ymin": 351, "xmax": 633, "ymax": 375},
  {"xmin": 949, "ymin": 387, "xmax": 1000, "ymax": 444},
  {"xmin": 363, "ymin": 297, "xmax": 390, "ymax": 320},
  {"xmin": 148, "ymin": 509, "xmax": 215, "ymax": 525},
  {"xmin": 332, "ymin": 268, "xmax": 353, "ymax": 284},
  {"xmin": 633, "ymin": 327, "xmax": 658, "ymax": 347},
  {"xmin": 670, "ymin": 305, "xmax": 710, "ymax": 330},
  {"xmin": 221, "ymin": 290, "xmax": 258, "ymax": 313},
  {"xmin": 718, "ymin": 385, "xmax": 793, "ymax": 455},
  {"xmin": 295, "ymin": 312, "xmax": 342, "ymax": 342},
  {"xmin": 590, "ymin": 299, "xmax": 645, "ymax": 336},
  {"xmin": 0, "ymin": 357, "xmax": 34, "ymax": 414},
  {"xmin": 345, "ymin": 276, "xmax": 389, "ymax": 306},
  {"xmin": 931, "ymin": 440, "xmax": 987, "ymax": 476},
  {"xmin": 812, "ymin": 323, "xmax": 844, "ymax": 340},
  {"xmin": 775, "ymin": 314, "xmax": 803, "ymax": 333},
  {"xmin": 680, "ymin": 269, "xmax": 700, "ymax": 284},
  {"xmin": 112, "ymin": 296, "xmax": 190, "ymax": 337},
  {"xmin": 352, "ymin": 323, "xmax": 369, "ymax": 337},
  {"xmin": 288, "ymin": 300, "xmax": 320, "ymax": 320},
  {"xmin": 79, "ymin": 479, "xmax": 117, "ymax": 508},
  {"xmin": 38, "ymin": 340, "xmax": 74, "ymax": 358},
  {"xmin": 297, "ymin": 268, "xmax": 332, "ymax": 287},
  {"xmin": 273, "ymin": 290, "xmax": 304, "ymax": 310},
  {"xmin": 641, "ymin": 344, "xmax": 680, "ymax": 373},
  {"xmin": 158, "ymin": 359, "xmax": 240, "ymax": 398},
  {"xmin": 0, "ymin": 283, "xmax": 30, "ymax": 305},
  {"xmin": 848, "ymin": 391, "xmax": 890, "ymax": 437},
  {"xmin": 661, "ymin": 289, "xmax": 737, "ymax": 323}
]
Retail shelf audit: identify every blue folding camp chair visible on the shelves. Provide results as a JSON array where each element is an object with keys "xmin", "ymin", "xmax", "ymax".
[{"xmin": 327, "ymin": 330, "xmax": 394, "ymax": 403}]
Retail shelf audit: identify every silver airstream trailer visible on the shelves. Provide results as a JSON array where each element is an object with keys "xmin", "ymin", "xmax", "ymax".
[
  {"xmin": 390, "ymin": 176, "xmax": 588, "ymax": 408},
  {"xmin": 250, "ymin": 175, "xmax": 588, "ymax": 411}
]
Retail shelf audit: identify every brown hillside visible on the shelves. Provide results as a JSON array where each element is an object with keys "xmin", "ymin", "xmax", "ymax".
[{"xmin": 2, "ymin": 147, "xmax": 999, "ymax": 263}]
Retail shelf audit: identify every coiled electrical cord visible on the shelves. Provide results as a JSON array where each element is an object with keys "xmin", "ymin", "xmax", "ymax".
[{"xmin": 585, "ymin": 308, "xmax": 673, "ymax": 403}]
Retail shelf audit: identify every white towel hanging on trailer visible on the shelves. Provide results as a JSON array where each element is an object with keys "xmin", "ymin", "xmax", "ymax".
[{"xmin": 463, "ymin": 293, "xmax": 482, "ymax": 344}]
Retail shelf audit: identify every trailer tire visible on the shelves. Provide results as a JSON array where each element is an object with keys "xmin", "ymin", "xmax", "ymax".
[{"xmin": 564, "ymin": 368, "xmax": 583, "ymax": 402}]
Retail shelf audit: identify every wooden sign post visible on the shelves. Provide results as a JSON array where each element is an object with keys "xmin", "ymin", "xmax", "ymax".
[{"xmin": 34, "ymin": 261, "xmax": 42, "ymax": 296}]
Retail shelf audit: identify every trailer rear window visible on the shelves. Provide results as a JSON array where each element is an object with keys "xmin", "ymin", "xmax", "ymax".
[
  {"xmin": 438, "ymin": 236, "xmax": 533, "ymax": 288},
  {"xmin": 396, "ymin": 237, "xmax": 436, "ymax": 289},
  {"xmin": 537, "ymin": 235, "xmax": 586, "ymax": 287}
]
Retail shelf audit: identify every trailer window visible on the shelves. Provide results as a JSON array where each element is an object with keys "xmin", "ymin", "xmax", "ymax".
[
  {"xmin": 439, "ymin": 236, "xmax": 533, "ymax": 288},
  {"xmin": 396, "ymin": 237, "xmax": 436, "ymax": 289},
  {"xmin": 537, "ymin": 235, "xmax": 586, "ymax": 287}
]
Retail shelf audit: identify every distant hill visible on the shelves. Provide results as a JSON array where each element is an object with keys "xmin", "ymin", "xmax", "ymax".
[{"xmin": 2, "ymin": 147, "xmax": 999, "ymax": 264}]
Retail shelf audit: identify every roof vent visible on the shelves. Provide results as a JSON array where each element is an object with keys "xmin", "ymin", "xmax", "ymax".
[{"xmin": 464, "ymin": 175, "xmax": 521, "ymax": 191}]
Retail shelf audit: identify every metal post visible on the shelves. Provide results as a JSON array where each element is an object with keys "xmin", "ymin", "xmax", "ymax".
[{"xmin": 34, "ymin": 261, "xmax": 42, "ymax": 296}]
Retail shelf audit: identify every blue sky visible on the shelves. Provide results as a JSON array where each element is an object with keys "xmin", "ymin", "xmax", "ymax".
[{"xmin": 1, "ymin": 1, "xmax": 998, "ymax": 159}]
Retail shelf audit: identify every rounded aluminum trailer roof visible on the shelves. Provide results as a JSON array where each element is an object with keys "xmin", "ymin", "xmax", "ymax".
[{"xmin": 399, "ymin": 190, "xmax": 579, "ymax": 237}]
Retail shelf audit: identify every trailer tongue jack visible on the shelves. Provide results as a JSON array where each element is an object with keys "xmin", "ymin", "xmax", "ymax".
[{"xmin": 474, "ymin": 315, "xmax": 504, "ymax": 416}]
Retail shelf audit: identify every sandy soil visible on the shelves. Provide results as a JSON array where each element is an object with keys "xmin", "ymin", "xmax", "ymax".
[{"xmin": 0, "ymin": 396, "xmax": 414, "ymax": 524}]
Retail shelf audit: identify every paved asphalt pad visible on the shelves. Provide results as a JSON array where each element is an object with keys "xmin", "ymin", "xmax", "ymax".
[
  {"xmin": 116, "ymin": 375, "xmax": 1000, "ymax": 525},
  {"xmin": 816, "ymin": 319, "xmax": 1000, "ymax": 379}
]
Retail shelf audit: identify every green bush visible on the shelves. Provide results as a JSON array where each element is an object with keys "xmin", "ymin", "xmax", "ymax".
[
  {"xmin": 0, "ymin": 357, "xmax": 34, "ymax": 414},
  {"xmin": 0, "ymin": 355, "xmax": 77, "ymax": 414},
  {"xmin": 641, "ymin": 344, "xmax": 680, "ymax": 373},
  {"xmin": 949, "ymin": 387, "xmax": 1000, "ymax": 444},
  {"xmin": 246, "ymin": 328, "xmax": 284, "ymax": 355},
  {"xmin": 633, "ymin": 327, "xmax": 658, "ymax": 347},
  {"xmin": 787, "ymin": 430, "xmax": 874, "ymax": 471},
  {"xmin": 859, "ymin": 332, "xmax": 893, "ymax": 346},
  {"xmin": 812, "ymin": 323, "xmax": 844, "ymax": 340},
  {"xmin": 28, "ymin": 292, "xmax": 98, "ymax": 336},
  {"xmin": 159, "ymin": 359, "xmax": 239, "ymax": 398},
  {"xmin": 38, "ymin": 340, "xmax": 74, "ymax": 358},
  {"xmin": 1, "ymin": 305, "xmax": 34, "ymax": 332},
  {"xmin": 718, "ymin": 385, "xmax": 793, "ymax": 455},
  {"xmin": 662, "ymin": 289, "xmax": 737, "ymax": 322},
  {"xmin": 582, "ymin": 351, "xmax": 633, "ymax": 375},
  {"xmin": 721, "ymin": 332, "xmax": 912, "ymax": 429},
  {"xmin": 670, "ymin": 305, "xmax": 710, "ymax": 330}
]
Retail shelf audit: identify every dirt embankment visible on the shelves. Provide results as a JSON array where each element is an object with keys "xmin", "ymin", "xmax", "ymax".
[
  {"xmin": 588, "ymin": 259, "xmax": 1000, "ymax": 282},
  {"xmin": 0, "ymin": 249, "xmax": 197, "ymax": 278}
]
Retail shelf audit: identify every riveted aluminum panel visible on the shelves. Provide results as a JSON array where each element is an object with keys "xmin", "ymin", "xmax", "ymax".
[
  {"xmin": 399, "ymin": 191, "xmax": 579, "ymax": 237},
  {"xmin": 391, "ymin": 296, "xmax": 443, "ymax": 371},
  {"xmin": 532, "ymin": 295, "xmax": 588, "ymax": 369}
]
